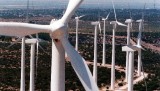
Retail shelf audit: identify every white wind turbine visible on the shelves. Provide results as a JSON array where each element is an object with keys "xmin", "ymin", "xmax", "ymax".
[
  {"xmin": 0, "ymin": 0, "xmax": 99, "ymax": 91},
  {"xmin": 25, "ymin": 39, "xmax": 37, "ymax": 91},
  {"xmin": 124, "ymin": 19, "xmax": 133, "ymax": 82},
  {"xmin": 135, "ymin": 4, "xmax": 146, "ymax": 77},
  {"xmin": 91, "ymin": 21, "xmax": 101, "ymax": 84},
  {"xmin": 110, "ymin": 0, "xmax": 127, "ymax": 90},
  {"xmin": 101, "ymin": 12, "xmax": 110, "ymax": 66},
  {"xmin": 29, "ymin": 34, "xmax": 47, "ymax": 78},
  {"xmin": 136, "ymin": 19, "xmax": 144, "ymax": 77},
  {"xmin": 75, "ymin": 15, "xmax": 86, "ymax": 51}
]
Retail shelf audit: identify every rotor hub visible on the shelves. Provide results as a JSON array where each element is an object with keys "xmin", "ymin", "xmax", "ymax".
[{"xmin": 50, "ymin": 20, "xmax": 68, "ymax": 40}]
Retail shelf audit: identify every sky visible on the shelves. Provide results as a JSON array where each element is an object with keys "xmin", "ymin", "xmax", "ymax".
[{"xmin": 0, "ymin": 0, "xmax": 159, "ymax": 9}]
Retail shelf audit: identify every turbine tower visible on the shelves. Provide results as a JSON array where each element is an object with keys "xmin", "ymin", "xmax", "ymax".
[
  {"xmin": 20, "ymin": 37, "xmax": 25, "ymax": 91},
  {"xmin": 101, "ymin": 12, "xmax": 110, "ymax": 66},
  {"xmin": 91, "ymin": 21, "xmax": 101, "ymax": 83},
  {"xmin": 0, "ymin": 0, "xmax": 99, "ymax": 91}
]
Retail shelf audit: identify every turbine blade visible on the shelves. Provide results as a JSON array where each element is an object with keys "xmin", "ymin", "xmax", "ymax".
[
  {"xmin": 36, "ymin": 33, "xmax": 39, "ymax": 39},
  {"xmin": 131, "ymin": 22, "xmax": 133, "ymax": 31},
  {"xmin": 116, "ymin": 21, "xmax": 127, "ymax": 27},
  {"xmin": 36, "ymin": 34, "xmax": 39, "ymax": 78},
  {"xmin": 7, "ymin": 37, "xmax": 22, "ymax": 48},
  {"xmin": 112, "ymin": 0, "xmax": 117, "ymax": 21},
  {"xmin": 75, "ymin": 13, "xmax": 79, "ymax": 17},
  {"xmin": 61, "ymin": 0, "xmax": 83, "ymax": 24},
  {"xmin": 60, "ymin": 37, "xmax": 99, "ymax": 91},
  {"xmin": 38, "ymin": 44, "xmax": 46, "ymax": 53},
  {"xmin": 141, "ymin": 47, "xmax": 146, "ymax": 51},
  {"xmin": 79, "ymin": 15, "xmax": 86, "ymax": 19},
  {"xmin": 142, "ymin": 3, "xmax": 146, "ymax": 20},
  {"xmin": 136, "ymin": 45, "xmax": 146, "ymax": 51},
  {"xmin": 29, "ymin": 35, "xmax": 34, "ymax": 38},
  {"xmin": 0, "ymin": 22, "xmax": 51, "ymax": 37},
  {"xmin": 99, "ymin": 23, "xmax": 102, "ymax": 34},
  {"xmin": 105, "ymin": 12, "xmax": 110, "ymax": 20}
]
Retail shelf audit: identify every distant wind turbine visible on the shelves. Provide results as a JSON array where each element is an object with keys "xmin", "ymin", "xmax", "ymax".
[
  {"xmin": 136, "ymin": 19, "xmax": 143, "ymax": 77},
  {"xmin": 136, "ymin": 3, "xmax": 146, "ymax": 77},
  {"xmin": 25, "ymin": 39, "xmax": 37, "ymax": 91},
  {"xmin": 124, "ymin": 19, "xmax": 133, "ymax": 82},
  {"xmin": 91, "ymin": 21, "xmax": 101, "ymax": 84},
  {"xmin": 75, "ymin": 15, "xmax": 86, "ymax": 51},
  {"xmin": 110, "ymin": 0, "xmax": 127, "ymax": 90},
  {"xmin": 101, "ymin": 12, "xmax": 110, "ymax": 66}
]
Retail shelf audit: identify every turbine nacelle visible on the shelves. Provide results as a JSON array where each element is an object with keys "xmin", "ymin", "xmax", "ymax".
[
  {"xmin": 110, "ymin": 21, "xmax": 117, "ymax": 29},
  {"xmin": 102, "ymin": 18, "xmax": 107, "ymax": 21},
  {"xmin": 75, "ymin": 17, "xmax": 79, "ymax": 20},
  {"xmin": 125, "ymin": 19, "xmax": 133, "ymax": 24},
  {"xmin": 91, "ymin": 21, "xmax": 102, "ymax": 33},
  {"xmin": 91, "ymin": 21, "xmax": 100, "ymax": 26},
  {"xmin": 25, "ymin": 39, "xmax": 38, "ymax": 44},
  {"xmin": 136, "ymin": 19, "xmax": 144, "ymax": 23}
]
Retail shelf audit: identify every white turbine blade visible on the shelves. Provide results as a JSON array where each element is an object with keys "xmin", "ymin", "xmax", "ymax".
[
  {"xmin": 112, "ymin": 0, "xmax": 117, "ymax": 21},
  {"xmin": 75, "ymin": 13, "xmax": 79, "ymax": 17},
  {"xmin": 105, "ymin": 12, "xmax": 110, "ymax": 20},
  {"xmin": 60, "ymin": 0, "xmax": 83, "ymax": 23},
  {"xmin": 38, "ymin": 44, "xmax": 46, "ymax": 52},
  {"xmin": 141, "ymin": 47, "xmax": 146, "ymax": 51},
  {"xmin": 29, "ymin": 35, "xmax": 34, "ymax": 38},
  {"xmin": 7, "ymin": 37, "xmax": 22, "ymax": 48},
  {"xmin": 0, "ymin": 22, "xmax": 51, "ymax": 37},
  {"xmin": 131, "ymin": 22, "xmax": 133, "ymax": 31},
  {"xmin": 99, "ymin": 23, "xmax": 102, "ymax": 34},
  {"xmin": 136, "ymin": 45, "xmax": 146, "ymax": 51},
  {"xmin": 60, "ymin": 37, "xmax": 99, "ymax": 91},
  {"xmin": 142, "ymin": 3, "xmax": 146, "ymax": 21},
  {"xmin": 116, "ymin": 21, "xmax": 127, "ymax": 27},
  {"xmin": 35, "ymin": 34, "xmax": 47, "ymax": 53},
  {"xmin": 79, "ymin": 15, "xmax": 86, "ymax": 19}
]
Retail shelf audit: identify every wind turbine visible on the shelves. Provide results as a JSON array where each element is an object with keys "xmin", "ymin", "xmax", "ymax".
[
  {"xmin": 122, "ymin": 46, "xmax": 140, "ymax": 91},
  {"xmin": 110, "ymin": 0, "xmax": 127, "ymax": 90},
  {"xmin": 91, "ymin": 21, "xmax": 101, "ymax": 84},
  {"xmin": 110, "ymin": 21, "xmax": 117, "ymax": 90},
  {"xmin": 75, "ymin": 15, "xmax": 86, "ymax": 51},
  {"xmin": 136, "ymin": 19, "xmax": 143, "ymax": 77},
  {"xmin": 25, "ymin": 39, "xmax": 37, "ymax": 91},
  {"xmin": 101, "ymin": 12, "xmax": 110, "ymax": 66},
  {"xmin": 0, "ymin": 0, "xmax": 99, "ymax": 91},
  {"xmin": 135, "ymin": 3, "xmax": 146, "ymax": 77},
  {"xmin": 124, "ymin": 19, "xmax": 133, "ymax": 82}
]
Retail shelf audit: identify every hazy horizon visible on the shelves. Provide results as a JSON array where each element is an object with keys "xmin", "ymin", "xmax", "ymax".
[{"xmin": 0, "ymin": 0, "xmax": 159, "ymax": 9}]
